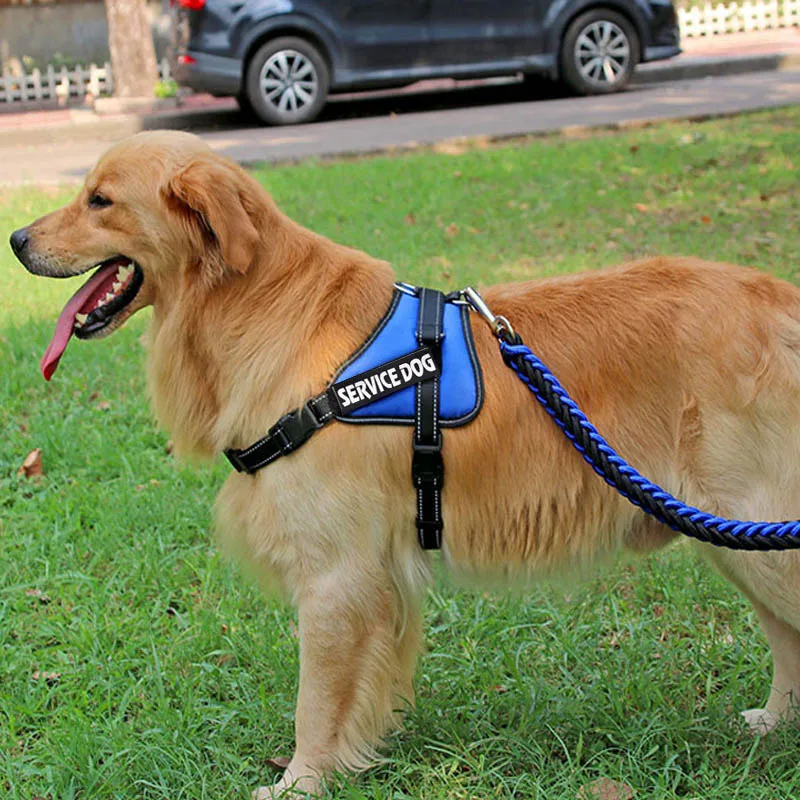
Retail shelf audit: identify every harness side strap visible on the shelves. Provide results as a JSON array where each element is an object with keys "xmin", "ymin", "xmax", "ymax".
[
  {"xmin": 225, "ymin": 393, "xmax": 334, "ymax": 474},
  {"xmin": 414, "ymin": 288, "xmax": 446, "ymax": 550}
]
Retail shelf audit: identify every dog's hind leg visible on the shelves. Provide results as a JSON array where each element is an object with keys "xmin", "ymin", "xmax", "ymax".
[
  {"xmin": 704, "ymin": 547, "xmax": 800, "ymax": 734},
  {"xmin": 740, "ymin": 596, "xmax": 800, "ymax": 733},
  {"xmin": 255, "ymin": 565, "xmax": 424, "ymax": 798}
]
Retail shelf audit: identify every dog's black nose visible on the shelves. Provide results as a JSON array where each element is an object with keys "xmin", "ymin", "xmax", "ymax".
[{"xmin": 9, "ymin": 227, "xmax": 30, "ymax": 258}]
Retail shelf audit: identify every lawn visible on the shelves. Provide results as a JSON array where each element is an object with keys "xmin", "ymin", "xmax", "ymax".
[{"xmin": 1, "ymin": 107, "xmax": 798, "ymax": 800}]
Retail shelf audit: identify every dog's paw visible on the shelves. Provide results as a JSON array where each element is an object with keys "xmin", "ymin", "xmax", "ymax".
[
  {"xmin": 741, "ymin": 707, "xmax": 781, "ymax": 735},
  {"xmin": 253, "ymin": 787, "xmax": 286, "ymax": 800},
  {"xmin": 252, "ymin": 784, "xmax": 293, "ymax": 800},
  {"xmin": 253, "ymin": 769, "xmax": 322, "ymax": 799}
]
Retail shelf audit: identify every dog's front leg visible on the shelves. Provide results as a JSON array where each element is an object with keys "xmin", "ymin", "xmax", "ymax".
[{"xmin": 255, "ymin": 566, "xmax": 418, "ymax": 798}]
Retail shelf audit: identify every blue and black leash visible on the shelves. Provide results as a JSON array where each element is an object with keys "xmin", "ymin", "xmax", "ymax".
[{"xmin": 461, "ymin": 287, "xmax": 800, "ymax": 552}]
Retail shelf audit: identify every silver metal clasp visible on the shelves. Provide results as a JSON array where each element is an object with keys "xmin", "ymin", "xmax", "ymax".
[{"xmin": 461, "ymin": 286, "xmax": 515, "ymax": 340}]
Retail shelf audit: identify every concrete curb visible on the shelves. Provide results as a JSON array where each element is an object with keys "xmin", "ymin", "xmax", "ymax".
[
  {"xmin": 0, "ymin": 106, "xmax": 243, "ymax": 150},
  {"xmin": 633, "ymin": 51, "xmax": 800, "ymax": 84},
  {"xmin": 0, "ymin": 52, "xmax": 797, "ymax": 151}
]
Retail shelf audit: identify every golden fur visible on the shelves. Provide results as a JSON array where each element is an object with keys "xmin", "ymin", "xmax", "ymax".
[{"xmin": 16, "ymin": 131, "xmax": 800, "ymax": 797}]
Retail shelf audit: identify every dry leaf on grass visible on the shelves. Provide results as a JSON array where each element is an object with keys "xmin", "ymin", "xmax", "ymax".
[
  {"xmin": 578, "ymin": 778, "xmax": 634, "ymax": 800},
  {"xmin": 266, "ymin": 756, "xmax": 291, "ymax": 771},
  {"xmin": 17, "ymin": 448, "xmax": 43, "ymax": 480},
  {"xmin": 95, "ymin": 400, "xmax": 111, "ymax": 411},
  {"xmin": 25, "ymin": 588, "xmax": 51, "ymax": 604},
  {"xmin": 31, "ymin": 670, "xmax": 61, "ymax": 685}
]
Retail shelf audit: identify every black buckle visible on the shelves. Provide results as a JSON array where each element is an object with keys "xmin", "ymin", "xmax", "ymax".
[
  {"xmin": 224, "ymin": 397, "xmax": 328, "ymax": 475},
  {"xmin": 412, "ymin": 436, "xmax": 444, "ymax": 485},
  {"xmin": 273, "ymin": 401, "xmax": 325, "ymax": 452},
  {"xmin": 300, "ymin": 398, "xmax": 325, "ymax": 436}
]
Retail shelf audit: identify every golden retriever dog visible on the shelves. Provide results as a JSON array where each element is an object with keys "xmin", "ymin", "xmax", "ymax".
[{"xmin": 10, "ymin": 131, "xmax": 800, "ymax": 797}]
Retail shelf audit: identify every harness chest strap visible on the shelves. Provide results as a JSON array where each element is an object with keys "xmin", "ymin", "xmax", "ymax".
[
  {"xmin": 224, "ymin": 392, "xmax": 333, "ymax": 474},
  {"xmin": 413, "ymin": 288, "xmax": 446, "ymax": 550}
]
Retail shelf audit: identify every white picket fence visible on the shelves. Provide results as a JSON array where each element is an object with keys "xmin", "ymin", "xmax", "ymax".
[
  {"xmin": 0, "ymin": 58, "xmax": 171, "ymax": 107},
  {"xmin": 678, "ymin": 0, "xmax": 800, "ymax": 35}
]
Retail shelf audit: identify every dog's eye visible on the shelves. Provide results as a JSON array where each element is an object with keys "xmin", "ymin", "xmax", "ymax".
[{"xmin": 88, "ymin": 193, "xmax": 113, "ymax": 209}]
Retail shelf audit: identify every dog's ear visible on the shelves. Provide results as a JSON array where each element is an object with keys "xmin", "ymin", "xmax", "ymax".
[{"xmin": 166, "ymin": 153, "xmax": 260, "ymax": 274}]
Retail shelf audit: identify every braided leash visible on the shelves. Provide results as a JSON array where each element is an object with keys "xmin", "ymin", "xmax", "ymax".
[{"xmin": 461, "ymin": 287, "xmax": 800, "ymax": 551}]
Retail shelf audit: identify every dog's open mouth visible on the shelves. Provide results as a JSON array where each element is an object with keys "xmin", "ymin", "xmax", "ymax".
[{"xmin": 41, "ymin": 256, "xmax": 143, "ymax": 381}]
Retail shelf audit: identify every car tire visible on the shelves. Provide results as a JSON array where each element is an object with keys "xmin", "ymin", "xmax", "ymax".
[
  {"xmin": 560, "ymin": 9, "xmax": 639, "ymax": 95},
  {"xmin": 245, "ymin": 37, "xmax": 329, "ymax": 126}
]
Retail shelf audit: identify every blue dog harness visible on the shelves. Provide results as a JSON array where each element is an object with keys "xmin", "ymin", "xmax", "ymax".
[
  {"xmin": 332, "ymin": 284, "xmax": 482, "ymax": 425},
  {"xmin": 225, "ymin": 284, "xmax": 484, "ymax": 550}
]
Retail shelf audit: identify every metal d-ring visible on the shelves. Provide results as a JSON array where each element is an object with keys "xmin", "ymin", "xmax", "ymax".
[{"xmin": 393, "ymin": 281, "xmax": 419, "ymax": 297}]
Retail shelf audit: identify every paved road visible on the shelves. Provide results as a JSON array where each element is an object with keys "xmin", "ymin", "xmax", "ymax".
[{"xmin": 1, "ymin": 69, "xmax": 797, "ymax": 186}]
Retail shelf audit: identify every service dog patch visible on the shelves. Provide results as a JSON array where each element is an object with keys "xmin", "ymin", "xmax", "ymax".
[{"xmin": 327, "ymin": 347, "xmax": 439, "ymax": 415}]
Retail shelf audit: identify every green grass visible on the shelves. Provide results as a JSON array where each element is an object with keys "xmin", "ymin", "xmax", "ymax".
[{"xmin": 1, "ymin": 107, "xmax": 799, "ymax": 799}]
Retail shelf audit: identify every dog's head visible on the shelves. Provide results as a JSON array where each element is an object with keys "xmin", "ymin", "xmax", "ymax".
[{"xmin": 9, "ymin": 131, "xmax": 266, "ymax": 380}]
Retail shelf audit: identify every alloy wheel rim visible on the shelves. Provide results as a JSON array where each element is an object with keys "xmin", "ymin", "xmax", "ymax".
[
  {"xmin": 259, "ymin": 49, "xmax": 319, "ymax": 115},
  {"xmin": 574, "ymin": 21, "xmax": 630, "ymax": 86}
]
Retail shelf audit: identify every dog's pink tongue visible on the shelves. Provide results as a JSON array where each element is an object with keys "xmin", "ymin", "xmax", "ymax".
[{"xmin": 40, "ymin": 264, "xmax": 117, "ymax": 381}]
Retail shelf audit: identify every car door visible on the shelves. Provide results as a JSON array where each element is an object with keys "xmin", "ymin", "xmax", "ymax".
[
  {"xmin": 426, "ymin": 0, "xmax": 545, "ymax": 67},
  {"xmin": 322, "ymin": 0, "xmax": 429, "ymax": 74}
]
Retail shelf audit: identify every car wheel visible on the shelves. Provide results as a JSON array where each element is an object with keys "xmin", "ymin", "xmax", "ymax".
[
  {"xmin": 245, "ymin": 37, "xmax": 329, "ymax": 126},
  {"xmin": 560, "ymin": 10, "xmax": 639, "ymax": 95}
]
